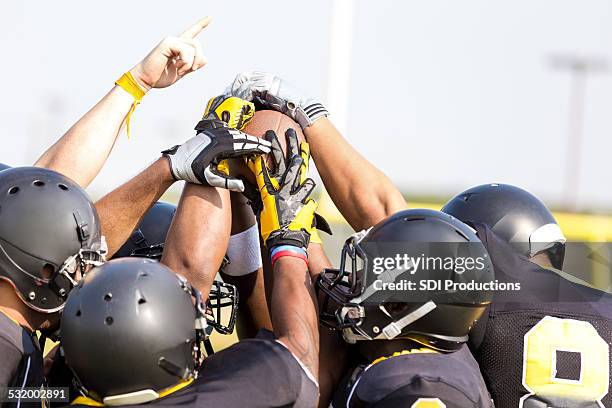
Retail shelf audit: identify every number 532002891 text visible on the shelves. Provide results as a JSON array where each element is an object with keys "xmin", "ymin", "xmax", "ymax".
[{"xmin": 0, "ymin": 387, "xmax": 69, "ymax": 403}]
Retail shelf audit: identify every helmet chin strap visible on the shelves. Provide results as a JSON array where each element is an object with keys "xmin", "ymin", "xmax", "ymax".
[
  {"xmin": 375, "ymin": 301, "xmax": 437, "ymax": 340},
  {"xmin": 342, "ymin": 301, "xmax": 438, "ymax": 343},
  {"xmin": 340, "ymin": 261, "xmax": 426, "ymax": 343},
  {"xmin": 103, "ymin": 390, "xmax": 160, "ymax": 406}
]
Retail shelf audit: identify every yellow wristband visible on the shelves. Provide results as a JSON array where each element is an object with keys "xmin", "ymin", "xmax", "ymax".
[{"xmin": 115, "ymin": 71, "xmax": 146, "ymax": 138}]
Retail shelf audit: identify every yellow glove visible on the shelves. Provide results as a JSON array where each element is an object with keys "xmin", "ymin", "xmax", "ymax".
[
  {"xmin": 194, "ymin": 94, "xmax": 256, "ymax": 182},
  {"xmin": 248, "ymin": 129, "xmax": 317, "ymax": 248},
  {"xmin": 202, "ymin": 95, "xmax": 255, "ymax": 130},
  {"xmin": 310, "ymin": 228, "xmax": 323, "ymax": 245}
]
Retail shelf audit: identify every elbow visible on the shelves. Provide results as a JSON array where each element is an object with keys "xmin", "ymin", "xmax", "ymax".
[
  {"xmin": 347, "ymin": 188, "xmax": 406, "ymax": 230},
  {"xmin": 161, "ymin": 249, "xmax": 215, "ymax": 294},
  {"xmin": 382, "ymin": 188, "xmax": 408, "ymax": 217}
]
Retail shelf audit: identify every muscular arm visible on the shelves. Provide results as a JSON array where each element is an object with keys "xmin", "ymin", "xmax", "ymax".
[
  {"xmin": 34, "ymin": 87, "xmax": 134, "ymax": 188},
  {"xmin": 304, "ymin": 118, "xmax": 407, "ymax": 231},
  {"xmin": 34, "ymin": 17, "xmax": 211, "ymax": 188},
  {"xmin": 270, "ymin": 256, "xmax": 320, "ymax": 379},
  {"xmin": 307, "ymin": 243, "xmax": 332, "ymax": 281},
  {"xmin": 161, "ymin": 184, "xmax": 231, "ymax": 297},
  {"xmin": 307, "ymin": 243, "xmax": 350, "ymax": 408},
  {"xmin": 95, "ymin": 157, "xmax": 175, "ymax": 258}
]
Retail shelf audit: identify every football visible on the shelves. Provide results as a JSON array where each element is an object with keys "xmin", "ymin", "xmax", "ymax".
[{"xmin": 230, "ymin": 110, "xmax": 306, "ymax": 185}]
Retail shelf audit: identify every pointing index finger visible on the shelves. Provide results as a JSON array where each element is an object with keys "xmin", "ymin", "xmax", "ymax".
[{"xmin": 180, "ymin": 16, "xmax": 212, "ymax": 39}]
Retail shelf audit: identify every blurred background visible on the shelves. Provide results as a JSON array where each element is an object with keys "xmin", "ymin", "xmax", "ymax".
[
  {"xmin": 3, "ymin": 0, "xmax": 611, "ymax": 350},
  {"xmin": 1, "ymin": 0, "xmax": 611, "ymax": 209}
]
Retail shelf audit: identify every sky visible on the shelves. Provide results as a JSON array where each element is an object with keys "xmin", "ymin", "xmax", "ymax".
[{"xmin": 0, "ymin": 0, "xmax": 611, "ymax": 212}]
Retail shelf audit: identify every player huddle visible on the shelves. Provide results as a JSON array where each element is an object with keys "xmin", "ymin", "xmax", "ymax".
[{"xmin": 0, "ymin": 16, "xmax": 611, "ymax": 408}]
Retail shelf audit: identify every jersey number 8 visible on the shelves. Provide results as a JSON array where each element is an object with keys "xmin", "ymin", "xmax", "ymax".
[{"xmin": 520, "ymin": 316, "xmax": 609, "ymax": 408}]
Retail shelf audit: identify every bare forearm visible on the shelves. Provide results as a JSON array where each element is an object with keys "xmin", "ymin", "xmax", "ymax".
[
  {"xmin": 318, "ymin": 329, "xmax": 349, "ymax": 408},
  {"xmin": 306, "ymin": 244, "xmax": 347, "ymax": 408},
  {"xmin": 222, "ymin": 267, "xmax": 273, "ymax": 338},
  {"xmin": 34, "ymin": 16, "xmax": 213, "ymax": 188},
  {"xmin": 161, "ymin": 184, "xmax": 231, "ymax": 297},
  {"xmin": 230, "ymin": 191, "xmax": 255, "ymax": 234},
  {"xmin": 35, "ymin": 86, "xmax": 135, "ymax": 188},
  {"xmin": 307, "ymin": 243, "xmax": 333, "ymax": 279},
  {"xmin": 95, "ymin": 157, "xmax": 174, "ymax": 258},
  {"xmin": 305, "ymin": 118, "xmax": 407, "ymax": 230},
  {"xmin": 270, "ymin": 257, "xmax": 319, "ymax": 378},
  {"xmin": 222, "ymin": 192, "xmax": 273, "ymax": 338}
]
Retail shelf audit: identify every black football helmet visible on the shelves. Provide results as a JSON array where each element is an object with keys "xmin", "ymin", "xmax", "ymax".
[
  {"xmin": 442, "ymin": 183, "xmax": 566, "ymax": 269},
  {"xmin": 112, "ymin": 201, "xmax": 236, "ymax": 335},
  {"xmin": 62, "ymin": 258, "xmax": 209, "ymax": 405},
  {"xmin": 0, "ymin": 167, "xmax": 106, "ymax": 313},
  {"xmin": 112, "ymin": 201, "xmax": 177, "ymax": 259},
  {"xmin": 317, "ymin": 209, "xmax": 494, "ymax": 351}
]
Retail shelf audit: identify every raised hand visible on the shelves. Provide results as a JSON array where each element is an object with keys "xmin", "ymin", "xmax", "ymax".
[
  {"xmin": 131, "ymin": 16, "xmax": 212, "ymax": 91},
  {"xmin": 227, "ymin": 71, "xmax": 329, "ymax": 129}
]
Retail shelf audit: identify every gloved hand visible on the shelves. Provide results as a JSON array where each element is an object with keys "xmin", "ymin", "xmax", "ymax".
[
  {"xmin": 200, "ymin": 94, "xmax": 255, "ymax": 130},
  {"xmin": 248, "ymin": 128, "xmax": 317, "ymax": 249},
  {"xmin": 163, "ymin": 125, "xmax": 271, "ymax": 192},
  {"xmin": 227, "ymin": 71, "xmax": 329, "ymax": 129}
]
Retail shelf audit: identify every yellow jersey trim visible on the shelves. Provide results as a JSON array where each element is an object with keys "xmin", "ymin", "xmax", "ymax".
[
  {"xmin": 71, "ymin": 378, "xmax": 194, "ymax": 406},
  {"xmin": 371, "ymin": 347, "xmax": 438, "ymax": 366}
]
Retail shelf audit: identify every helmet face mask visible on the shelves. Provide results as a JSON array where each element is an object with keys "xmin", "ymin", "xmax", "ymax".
[
  {"xmin": 57, "ymin": 246, "xmax": 107, "ymax": 284},
  {"xmin": 129, "ymin": 243, "xmax": 165, "ymax": 259},
  {"xmin": 23, "ymin": 247, "xmax": 106, "ymax": 314},
  {"xmin": 316, "ymin": 209, "xmax": 494, "ymax": 351},
  {"xmin": 324, "ymin": 228, "xmax": 369, "ymax": 295},
  {"xmin": 174, "ymin": 274, "xmax": 216, "ymax": 368},
  {"xmin": 318, "ymin": 230, "xmax": 370, "ymax": 330},
  {"xmin": 318, "ymin": 269, "xmax": 364, "ymax": 330},
  {"xmin": 206, "ymin": 280, "xmax": 238, "ymax": 335}
]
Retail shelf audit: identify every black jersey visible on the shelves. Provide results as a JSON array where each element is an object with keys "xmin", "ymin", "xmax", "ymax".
[
  {"xmin": 0, "ymin": 311, "xmax": 45, "ymax": 407},
  {"xmin": 331, "ymin": 344, "xmax": 493, "ymax": 408},
  {"xmin": 470, "ymin": 224, "xmax": 612, "ymax": 408},
  {"xmin": 68, "ymin": 334, "xmax": 318, "ymax": 408}
]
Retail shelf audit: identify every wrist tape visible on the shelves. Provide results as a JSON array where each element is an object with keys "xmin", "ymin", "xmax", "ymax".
[
  {"xmin": 115, "ymin": 71, "xmax": 146, "ymax": 138},
  {"xmin": 223, "ymin": 224, "xmax": 263, "ymax": 276}
]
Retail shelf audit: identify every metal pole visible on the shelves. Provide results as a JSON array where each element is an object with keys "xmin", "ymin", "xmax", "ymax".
[
  {"xmin": 549, "ymin": 55, "xmax": 608, "ymax": 211},
  {"xmin": 562, "ymin": 67, "xmax": 587, "ymax": 211}
]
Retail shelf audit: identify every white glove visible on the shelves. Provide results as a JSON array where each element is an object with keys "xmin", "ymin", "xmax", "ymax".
[
  {"xmin": 227, "ymin": 71, "xmax": 329, "ymax": 129},
  {"xmin": 162, "ymin": 123, "xmax": 271, "ymax": 192}
]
